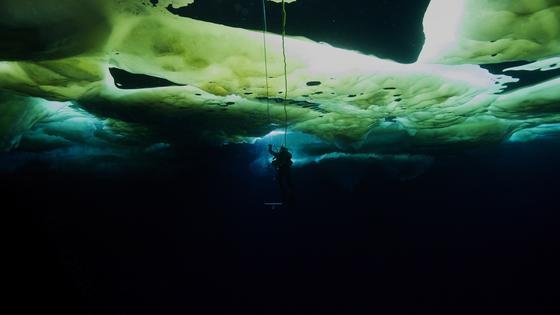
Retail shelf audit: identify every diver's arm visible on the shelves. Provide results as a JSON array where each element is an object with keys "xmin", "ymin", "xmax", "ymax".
[{"xmin": 268, "ymin": 144, "xmax": 277, "ymax": 156}]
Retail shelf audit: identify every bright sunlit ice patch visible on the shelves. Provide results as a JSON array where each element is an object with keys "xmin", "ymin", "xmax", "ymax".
[
  {"xmin": 418, "ymin": 0, "xmax": 467, "ymax": 63},
  {"xmin": 504, "ymin": 57, "xmax": 560, "ymax": 72}
]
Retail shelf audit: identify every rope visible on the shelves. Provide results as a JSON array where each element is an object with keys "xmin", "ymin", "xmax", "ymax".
[
  {"xmin": 262, "ymin": 0, "xmax": 276, "ymax": 181},
  {"xmin": 261, "ymin": 0, "xmax": 271, "ymax": 129},
  {"xmin": 281, "ymin": 0, "xmax": 288, "ymax": 147}
]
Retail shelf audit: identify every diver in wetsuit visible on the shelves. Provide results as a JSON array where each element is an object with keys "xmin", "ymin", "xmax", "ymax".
[{"xmin": 268, "ymin": 144, "xmax": 294, "ymax": 205}]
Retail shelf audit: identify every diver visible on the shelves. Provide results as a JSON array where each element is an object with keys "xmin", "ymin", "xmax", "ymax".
[{"xmin": 268, "ymin": 144, "xmax": 295, "ymax": 205}]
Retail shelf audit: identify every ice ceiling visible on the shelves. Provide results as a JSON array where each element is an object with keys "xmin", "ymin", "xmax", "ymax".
[{"xmin": 1, "ymin": 0, "xmax": 560, "ymax": 162}]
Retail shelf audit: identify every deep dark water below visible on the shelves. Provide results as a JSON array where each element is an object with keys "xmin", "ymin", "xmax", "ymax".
[{"xmin": 6, "ymin": 140, "xmax": 560, "ymax": 314}]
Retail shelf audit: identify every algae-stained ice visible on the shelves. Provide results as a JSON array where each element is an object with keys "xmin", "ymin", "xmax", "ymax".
[{"xmin": 1, "ymin": 0, "xmax": 559, "ymax": 158}]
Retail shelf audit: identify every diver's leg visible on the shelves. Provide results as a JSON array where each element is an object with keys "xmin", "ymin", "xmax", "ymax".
[
  {"xmin": 276, "ymin": 171, "xmax": 287, "ymax": 202},
  {"xmin": 286, "ymin": 169, "xmax": 294, "ymax": 189},
  {"xmin": 285, "ymin": 170, "xmax": 295, "ymax": 205},
  {"xmin": 279, "ymin": 169, "xmax": 293, "ymax": 205}
]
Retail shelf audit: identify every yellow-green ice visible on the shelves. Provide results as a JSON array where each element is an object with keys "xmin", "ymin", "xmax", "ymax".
[{"xmin": 1, "ymin": 0, "xmax": 559, "ymax": 154}]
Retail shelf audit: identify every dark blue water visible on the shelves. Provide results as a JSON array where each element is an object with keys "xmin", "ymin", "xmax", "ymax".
[{"xmin": 8, "ymin": 140, "xmax": 560, "ymax": 314}]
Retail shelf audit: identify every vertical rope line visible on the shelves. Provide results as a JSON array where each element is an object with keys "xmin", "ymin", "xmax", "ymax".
[
  {"xmin": 261, "ymin": 0, "xmax": 271, "ymax": 129},
  {"xmin": 281, "ymin": 0, "xmax": 288, "ymax": 147}
]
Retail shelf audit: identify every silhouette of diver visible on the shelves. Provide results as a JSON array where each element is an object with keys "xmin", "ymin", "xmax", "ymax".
[{"xmin": 268, "ymin": 144, "xmax": 295, "ymax": 205}]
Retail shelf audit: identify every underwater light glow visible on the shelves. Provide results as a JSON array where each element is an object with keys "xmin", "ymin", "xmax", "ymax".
[{"xmin": 265, "ymin": 130, "xmax": 286, "ymax": 137}]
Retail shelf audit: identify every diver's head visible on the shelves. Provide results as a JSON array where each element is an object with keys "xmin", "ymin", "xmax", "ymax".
[{"xmin": 280, "ymin": 146, "xmax": 287, "ymax": 152}]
